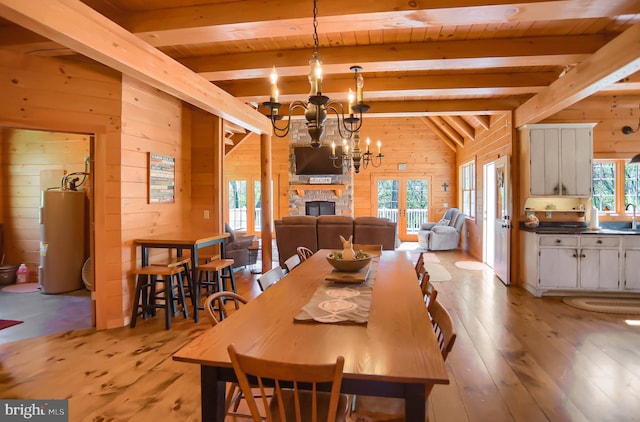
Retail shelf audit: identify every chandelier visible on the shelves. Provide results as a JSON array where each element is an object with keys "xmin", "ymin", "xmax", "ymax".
[
  {"xmin": 330, "ymin": 133, "xmax": 384, "ymax": 174},
  {"xmin": 262, "ymin": 0, "xmax": 369, "ymax": 148}
]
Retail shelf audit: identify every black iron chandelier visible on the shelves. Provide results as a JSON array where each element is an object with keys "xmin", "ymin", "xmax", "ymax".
[
  {"xmin": 262, "ymin": 0, "xmax": 369, "ymax": 148},
  {"xmin": 330, "ymin": 134, "xmax": 384, "ymax": 174}
]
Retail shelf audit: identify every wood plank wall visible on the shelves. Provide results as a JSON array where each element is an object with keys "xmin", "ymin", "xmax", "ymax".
[
  {"xmin": 455, "ymin": 113, "xmax": 513, "ymax": 261},
  {"xmin": 120, "ymin": 75, "xmax": 186, "ymax": 326},
  {"xmin": 0, "ymin": 128, "xmax": 89, "ymax": 274}
]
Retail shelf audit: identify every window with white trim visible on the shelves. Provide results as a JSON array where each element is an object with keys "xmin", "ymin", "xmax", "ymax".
[{"xmin": 460, "ymin": 160, "xmax": 476, "ymax": 218}]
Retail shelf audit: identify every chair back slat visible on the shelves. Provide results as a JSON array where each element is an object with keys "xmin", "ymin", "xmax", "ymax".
[
  {"xmin": 258, "ymin": 266, "xmax": 285, "ymax": 291},
  {"xmin": 204, "ymin": 291, "xmax": 247, "ymax": 326},
  {"xmin": 297, "ymin": 246, "xmax": 314, "ymax": 261},
  {"xmin": 429, "ymin": 299, "xmax": 457, "ymax": 360}
]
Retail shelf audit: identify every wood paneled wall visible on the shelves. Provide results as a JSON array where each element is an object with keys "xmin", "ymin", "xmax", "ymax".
[
  {"xmin": 0, "ymin": 128, "xmax": 89, "ymax": 274},
  {"xmin": 456, "ymin": 113, "xmax": 513, "ymax": 260},
  {"xmin": 120, "ymin": 75, "xmax": 186, "ymax": 326}
]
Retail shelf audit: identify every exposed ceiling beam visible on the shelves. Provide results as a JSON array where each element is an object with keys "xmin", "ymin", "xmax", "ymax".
[
  {"xmin": 470, "ymin": 115, "xmax": 491, "ymax": 131},
  {"xmin": 0, "ymin": 0, "xmax": 272, "ymax": 135},
  {"xmin": 181, "ymin": 35, "xmax": 610, "ymax": 81},
  {"xmin": 419, "ymin": 117, "xmax": 457, "ymax": 152},
  {"xmin": 442, "ymin": 115, "xmax": 475, "ymax": 141},
  {"xmin": 515, "ymin": 22, "xmax": 640, "ymax": 127},
  {"xmin": 430, "ymin": 116, "xmax": 465, "ymax": 147},
  {"xmin": 218, "ymin": 71, "xmax": 556, "ymax": 103},
  {"xmin": 118, "ymin": 0, "xmax": 639, "ymax": 47}
]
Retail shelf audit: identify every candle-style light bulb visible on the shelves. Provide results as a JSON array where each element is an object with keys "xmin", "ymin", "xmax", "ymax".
[
  {"xmin": 366, "ymin": 137, "xmax": 371, "ymax": 153},
  {"xmin": 356, "ymin": 73, "xmax": 364, "ymax": 103},
  {"xmin": 377, "ymin": 140, "xmax": 381, "ymax": 154},
  {"xmin": 270, "ymin": 66, "xmax": 278, "ymax": 101},
  {"xmin": 331, "ymin": 141, "xmax": 336, "ymax": 156},
  {"xmin": 348, "ymin": 88, "xmax": 354, "ymax": 114}
]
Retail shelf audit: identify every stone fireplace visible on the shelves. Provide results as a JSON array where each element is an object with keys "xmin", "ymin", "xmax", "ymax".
[
  {"xmin": 287, "ymin": 120, "xmax": 353, "ymax": 216},
  {"xmin": 305, "ymin": 200, "xmax": 336, "ymax": 216}
]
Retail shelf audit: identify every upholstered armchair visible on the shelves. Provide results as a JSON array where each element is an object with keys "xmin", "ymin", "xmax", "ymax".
[
  {"xmin": 417, "ymin": 208, "xmax": 465, "ymax": 251},
  {"xmin": 224, "ymin": 223, "xmax": 257, "ymax": 269}
]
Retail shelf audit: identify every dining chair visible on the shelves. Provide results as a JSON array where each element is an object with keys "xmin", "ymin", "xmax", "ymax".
[
  {"xmin": 284, "ymin": 254, "xmax": 301, "ymax": 272},
  {"xmin": 257, "ymin": 266, "xmax": 285, "ymax": 291},
  {"xmin": 296, "ymin": 246, "xmax": 314, "ymax": 261},
  {"xmin": 352, "ymin": 243, "xmax": 383, "ymax": 256},
  {"xmin": 417, "ymin": 262, "xmax": 438, "ymax": 310},
  {"xmin": 414, "ymin": 252, "xmax": 424, "ymax": 276},
  {"xmin": 227, "ymin": 344, "xmax": 350, "ymax": 422},
  {"xmin": 351, "ymin": 298, "xmax": 456, "ymax": 421},
  {"xmin": 203, "ymin": 292, "xmax": 258, "ymax": 419}
]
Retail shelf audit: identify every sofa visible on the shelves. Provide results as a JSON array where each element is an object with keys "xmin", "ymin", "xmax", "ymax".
[
  {"xmin": 224, "ymin": 223, "xmax": 258, "ymax": 269},
  {"xmin": 417, "ymin": 208, "xmax": 465, "ymax": 251},
  {"xmin": 274, "ymin": 215, "xmax": 397, "ymax": 267}
]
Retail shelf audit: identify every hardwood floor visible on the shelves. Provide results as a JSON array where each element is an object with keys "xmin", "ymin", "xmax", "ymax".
[{"xmin": 1, "ymin": 249, "xmax": 639, "ymax": 421}]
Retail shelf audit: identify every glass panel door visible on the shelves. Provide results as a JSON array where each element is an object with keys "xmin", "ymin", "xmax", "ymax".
[
  {"xmin": 375, "ymin": 176, "xmax": 430, "ymax": 241},
  {"xmin": 404, "ymin": 179, "xmax": 429, "ymax": 236},
  {"xmin": 228, "ymin": 180, "xmax": 247, "ymax": 231}
]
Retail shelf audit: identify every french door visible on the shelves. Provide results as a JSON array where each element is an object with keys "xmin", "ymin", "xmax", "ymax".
[
  {"xmin": 373, "ymin": 175, "xmax": 430, "ymax": 242},
  {"xmin": 226, "ymin": 178, "xmax": 275, "ymax": 235}
]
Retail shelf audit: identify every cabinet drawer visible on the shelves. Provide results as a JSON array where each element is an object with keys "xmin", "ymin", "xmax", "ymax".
[
  {"xmin": 581, "ymin": 237, "xmax": 620, "ymax": 248},
  {"xmin": 624, "ymin": 237, "xmax": 640, "ymax": 249},
  {"xmin": 539, "ymin": 236, "xmax": 578, "ymax": 247}
]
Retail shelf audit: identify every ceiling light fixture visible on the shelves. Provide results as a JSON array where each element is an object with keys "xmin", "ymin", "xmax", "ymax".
[
  {"xmin": 262, "ymin": 0, "xmax": 369, "ymax": 148},
  {"xmin": 330, "ymin": 134, "xmax": 384, "ymax": 174}
]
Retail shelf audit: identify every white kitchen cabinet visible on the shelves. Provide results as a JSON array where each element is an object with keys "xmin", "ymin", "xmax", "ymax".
[
  {"xmin": 525, "ymin": 233, "xmax": 622, "ymax": 296},
  {"xmin": 623, "ymin": 238, "xmax": 640, "ymax": 290},
  {"xmin": 522, "ymin": 124, "xmax": 595, "ymax": 197}
]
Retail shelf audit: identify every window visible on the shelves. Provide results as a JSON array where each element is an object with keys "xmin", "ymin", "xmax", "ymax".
[
  {"xmin": 592, "ymin": 161, "xmax": 616, "ymax": 212},
  {"xmin": 228, "ymin": 180, "xmax": 248, "ymax": 231},
  {"xmin": 592, "ymin": 160, "xmax": 640, "ymax": 214},
  {"xmin": 461, "ymin": 160, "xmax": 476, "ymax": 218}
]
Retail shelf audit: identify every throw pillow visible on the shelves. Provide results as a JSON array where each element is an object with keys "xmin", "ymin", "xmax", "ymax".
[{"xmin": 435, "ymin": 218, "xmax": 450, "ymax": 226}]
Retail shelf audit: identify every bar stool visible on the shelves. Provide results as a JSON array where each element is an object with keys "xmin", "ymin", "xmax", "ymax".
[
  {"xmin": 194, "ymin": 258, "xmax": 235, "ymax": 322},
  {"xmin": 150, "ymin": 256, "xmax": 194, "ymax": 311},
  {"xmin": 130, "ymin": 265, "xmax": 189, "ymax": 330}
]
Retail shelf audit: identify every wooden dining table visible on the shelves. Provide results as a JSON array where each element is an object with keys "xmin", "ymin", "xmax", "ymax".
[
  {"xmin": 173, "ymin": 249, "xmax": 449, "ymax": 421},
  {"xmin": 134, "ymin": 230, "xmax": 230, "ymax": 323}
]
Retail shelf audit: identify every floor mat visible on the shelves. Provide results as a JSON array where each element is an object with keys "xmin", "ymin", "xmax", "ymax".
[
  {"xmin": 562, "ymin": 297, "xmax": 640, "ymax": 314},
  {"xmin": 455, "ymin": 261, "xmax": 490, "ymax": 271},
  {"xmin": 2, "ymin": 283, "xmax": 40, "ymax": 293},
  {"xmin": 424, "ymin": 263, "xmax": 452, "ymax": 282},
  {"xmin": 0, "ymin": 319, "xmax": 23, "ymax": 330}
]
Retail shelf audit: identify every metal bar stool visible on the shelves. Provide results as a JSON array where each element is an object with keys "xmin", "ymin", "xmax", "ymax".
[{"xmin": 130, "ymin": 265, "xmax": 188, "ymax": 330}]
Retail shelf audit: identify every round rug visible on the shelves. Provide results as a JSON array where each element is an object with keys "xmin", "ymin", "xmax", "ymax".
[
  {"xmin": 455, "ymin": 261, "xmax": 490, "ymax": 271},
  {"xmin": 562, "ymin": 297, "xmax": 640, "ymax": 315},
  {"xmin": 423, "ymin": 263, "xmax": 452, "ymax": 282},
  {"xmin": 2, "ymin": 282, "xmax": 40, "ymax": 293}
]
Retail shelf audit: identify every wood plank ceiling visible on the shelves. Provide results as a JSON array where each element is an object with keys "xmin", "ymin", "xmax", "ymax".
[{"xmin": 0, "ymin": 0, "xmax": 639, "ymax": 150}]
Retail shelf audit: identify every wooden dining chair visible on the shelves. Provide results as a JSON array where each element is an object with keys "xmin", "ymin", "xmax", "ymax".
[
  {"xmin": 414, "ymin": 252, "xmax": 424, "ymax": 276},
  {"xmin": 352, "ymin": 244, "xmax": 383, "ymax": 256},
  {"xmin": 227, "ymin": 344, "xmax": 350, "ymax": 422},
  {"xmin": 296, "ymin": 246, "xmax": 314, "ymax": 261},
  {"xmin": 257, "ymin": 266, "xmax": 285, "ymax": 291},
  {"xmin": 203, "ymin": 292, "xmax": 258, "ymax": 419},
  {"xmin": 284, "ymin": 254, "xmax": 301, "ymax": 272},
  {"xmin": 417, "ymin": 262, "xmax": 438, "ymax": 310},
  {"xmin": 351, "ymin": 299, "xmax": 456, "ymax": 421}
]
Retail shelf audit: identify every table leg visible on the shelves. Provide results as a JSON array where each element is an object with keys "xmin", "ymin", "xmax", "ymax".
[
  {"xmin": 201, "ymin": 365, "xmax": 226, "ymax": 421},
  {"xmin": 191, "ymin": 246, "xmax": 200, "ymax": 322},
  {"xmin": 405, "ymin": 383, "xmax": 427, "ymax": 421}
]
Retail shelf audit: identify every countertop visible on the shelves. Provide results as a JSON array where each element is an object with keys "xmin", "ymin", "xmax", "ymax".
[{"xmin": 519, "ymin": 222, "xmax": 640, "ymax": 235}]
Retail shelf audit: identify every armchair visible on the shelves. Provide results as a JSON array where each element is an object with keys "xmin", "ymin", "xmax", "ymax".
[
  {"xmin": 224, "ymin": 223, "xmax": 257, "ymax": 269},
  {"xmin": 417, "ymin": 208, "xmax": 465, "ymax": 251}
]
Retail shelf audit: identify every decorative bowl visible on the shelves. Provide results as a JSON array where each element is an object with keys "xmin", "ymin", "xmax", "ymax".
[{"xmin": 326, "ymin": 252, "xmax": 371, "ymax": 272}]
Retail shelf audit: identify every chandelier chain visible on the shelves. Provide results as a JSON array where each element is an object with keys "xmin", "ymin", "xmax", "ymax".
[{"xmin": 312, "ymin": 0, "xmax": 319, "ymax": 59}]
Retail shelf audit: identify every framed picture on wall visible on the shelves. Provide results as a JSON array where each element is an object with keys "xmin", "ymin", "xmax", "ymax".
[{"xmin": 148, "ymin": 153, "xmax": 175, "ymax": 203}]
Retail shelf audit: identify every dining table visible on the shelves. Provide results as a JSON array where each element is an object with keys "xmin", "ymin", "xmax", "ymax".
[
  {"xmin": 134, "ymin": 230, "xmax": 230, "ymax": 323},
  {"xmin": 172, "ymin": 249, "xmax": 450, "ymax": 421}
]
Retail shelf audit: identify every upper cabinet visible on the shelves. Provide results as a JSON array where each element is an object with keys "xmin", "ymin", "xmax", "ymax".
[{"xmin": 520, "ymin": 123, "xmax": 596, "ymax": 197}]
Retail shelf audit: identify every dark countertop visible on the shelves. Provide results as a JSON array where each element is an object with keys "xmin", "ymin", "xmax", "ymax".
[{"xmin": 519, "ymin": 222, "xmax": 640, "ymax": 235}]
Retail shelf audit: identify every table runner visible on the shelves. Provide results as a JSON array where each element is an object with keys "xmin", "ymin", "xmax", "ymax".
[{"xmin": 294, "ymin": 258, "xmax": 378, "ymax": 324}]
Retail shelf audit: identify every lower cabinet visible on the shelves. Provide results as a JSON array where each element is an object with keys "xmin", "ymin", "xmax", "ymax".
[
  {"xmin": 525, "ymin": 232, "xmax": 622, "ymax": 296},
  {"xmin": 623, "ymin": 238, "xmax": 640, "ymax": 290}
]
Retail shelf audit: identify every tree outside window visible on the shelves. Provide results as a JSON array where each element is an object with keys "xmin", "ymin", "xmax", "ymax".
[
  {"xmin": 461, "ymin": 160, "xmax": 475, "ymax": 218},
  {"xmin": 592, "ymin": 162, "xmax": 615, "ymax": 212}
]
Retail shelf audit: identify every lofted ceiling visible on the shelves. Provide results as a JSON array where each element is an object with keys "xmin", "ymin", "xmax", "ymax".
[{"xmin": 0, "ymin": 0, "xmax": 639, "ymax": 149}]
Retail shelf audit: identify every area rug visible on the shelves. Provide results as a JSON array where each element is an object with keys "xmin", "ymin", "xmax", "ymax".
[
  {"xmin": 2, "ymin": 283, "xmax": 40, "ymax": 293},
  {"xmin": 424, "ymin": 263, "xmax": 452, "ymax": 282},
  {"xmin": 0, "ymin": 319, "xmax": 23, "ymax": 330},
  {"xmin": 422, "ymin": 252, "xmax": 440, "ymax": 263},
  {"xmin": 562, "ymin": 297, "xmax": 640, "ymax": 315},
  {"xmin": 455, "ymin": 261, "xmax": 490, "ymax": 271}
]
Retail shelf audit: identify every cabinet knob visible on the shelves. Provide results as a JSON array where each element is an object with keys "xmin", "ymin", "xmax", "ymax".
[
  {"xmin": 555, "ymin": 239, "xmax": 561, "ymax": 244},
  {"xmin": 597, "ymin": 240, "xmax": 602, "ymax": 244}
]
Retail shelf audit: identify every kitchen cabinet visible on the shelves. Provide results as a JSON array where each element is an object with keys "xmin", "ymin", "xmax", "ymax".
[
  {"xmin": 521, "ymin": 123, "xmax": 595, "ymax": 197},
  {"xmin": 524, "ymin": 232, "xmax": 621, "ymax": 296},
  {"xmin": 623, "ymin": 237, "xmax": 640, "ymax": 290}
]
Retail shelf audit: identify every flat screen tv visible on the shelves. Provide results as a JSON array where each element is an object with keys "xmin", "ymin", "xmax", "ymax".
[{"xmin": 294, "ymin": 146, "xmax": 343, "ymax": 175}]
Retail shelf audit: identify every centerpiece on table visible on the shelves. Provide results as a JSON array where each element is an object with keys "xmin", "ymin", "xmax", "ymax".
[{"xmin": 326, "ymin": 235, "xmax": 371, "ymax": 272}]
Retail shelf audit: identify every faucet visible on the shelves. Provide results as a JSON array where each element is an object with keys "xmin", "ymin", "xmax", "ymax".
[{"xmin": 627, "ymin": 203, "xmax": 637, "ymax": 230}]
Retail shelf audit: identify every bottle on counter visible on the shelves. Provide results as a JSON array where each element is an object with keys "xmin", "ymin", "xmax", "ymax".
[{"xmin": 16, "ymin": 264, "xmax": 29, "ymax": 284}]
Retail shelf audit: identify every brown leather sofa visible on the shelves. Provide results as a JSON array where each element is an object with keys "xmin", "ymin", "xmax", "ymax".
[
  {"xmin": 274, "ymin": 215, "xmax": 397, "ymax": 267},
  {"xmin": 224, "ymin": 223, "xmax": 257, "ymax": 269}
]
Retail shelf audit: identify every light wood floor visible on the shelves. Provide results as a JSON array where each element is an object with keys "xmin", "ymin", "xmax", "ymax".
[{"xmin": 1, "ymin": 249, "xmax": 640, "ymax": 421}]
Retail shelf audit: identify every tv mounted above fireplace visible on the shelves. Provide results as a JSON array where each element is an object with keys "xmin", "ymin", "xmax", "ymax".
[{"xmin": 294, "ymin": 146, "xmax": 343, "ymax": 175}]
